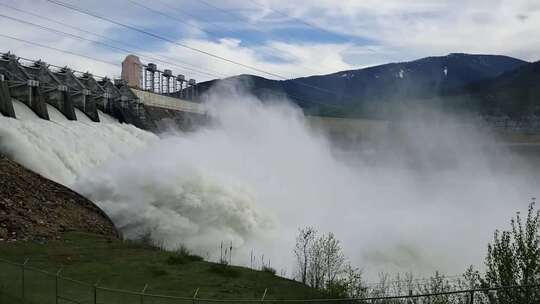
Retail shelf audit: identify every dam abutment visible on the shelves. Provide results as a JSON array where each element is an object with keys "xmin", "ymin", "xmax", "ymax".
[{"xmin": 0, "ymin": 74, "xmax": 15, "ymax": 118}]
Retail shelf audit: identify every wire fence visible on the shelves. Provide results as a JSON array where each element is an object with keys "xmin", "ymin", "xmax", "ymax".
[{"xmin": 1, "ymin": 257, "xmax": 539, "ymax": 304}]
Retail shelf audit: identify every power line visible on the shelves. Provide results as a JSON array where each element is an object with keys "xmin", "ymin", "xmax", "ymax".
[
  {"xmin": 0, "ymin": 33, "xmax": 120, "ymax": 68},
  {"xmin": 148, "ymin": 0, "xmax": 325, "ymax": 75},
  {"xmin": 124, "ymin": 0, "xmax": 202, "ymax": 32},
  {"xmin": 0, "ymin": 16, "xmax": 342, "ymax": 110},
  {"xmin": 44, "ymin": 0, "xmax": 293, "ymax": 80},
  {"xmin": 0, "ymin": 21, "xmax": 341, "ymax": 110},
  {"xmin": 195, "ymin": 0, "xmax": 244, "ymax": 22},
  {"xmin": 0, "ymin": 12, "xmax": 224, "ymax": 79},
  {"xmin": 43, "ymin": 0, "xmax": 340, "ymax": 100},
  {"xmin": 248, "ymin": 0, "xmax": 334, "ymax": 35},
  {"xmin": 0, "ymin": 2, "xmax": 227, "ymax": 79},
  {"xmin": 3, "ymin": 0, "xmax": 348, "ymax": 110}
]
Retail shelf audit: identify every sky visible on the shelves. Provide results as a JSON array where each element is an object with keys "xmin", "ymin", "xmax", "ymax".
[{"xmin": 0, "ymin": 0, "xmax": 539, "ymax": 82}]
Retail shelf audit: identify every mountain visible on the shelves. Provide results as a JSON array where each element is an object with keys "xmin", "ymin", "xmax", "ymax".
[
  {"xmin": 442, "ymin": 60, "xmax": 540, "ymax": 117},
  {"xmin": 197, "ymin": 53, "xmax": 528, "ymax": 118}
]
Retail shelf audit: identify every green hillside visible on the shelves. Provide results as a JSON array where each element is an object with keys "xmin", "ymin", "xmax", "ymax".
[
  {"xmin": 460, "ymin": 60, "xmax": 540, "ymax": 117},
  {"xmin": 0, "ymin": 232, "xmax": 321, "ymax": 303}
]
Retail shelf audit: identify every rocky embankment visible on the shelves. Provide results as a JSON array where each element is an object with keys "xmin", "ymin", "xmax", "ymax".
[{"xmin": 0, "ymin": 156, "xmax": 118, "ymax": 241}]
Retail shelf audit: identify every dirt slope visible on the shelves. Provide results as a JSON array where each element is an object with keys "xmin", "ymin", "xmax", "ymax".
[{"xmin": 0, "ymin": 156, "xmax": 118, "ymax": 241}]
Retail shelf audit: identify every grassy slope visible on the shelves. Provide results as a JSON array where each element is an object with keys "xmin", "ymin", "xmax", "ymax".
[{"xmin": 0, "ymin": 232, "xmax": 321, "ymax": 303}]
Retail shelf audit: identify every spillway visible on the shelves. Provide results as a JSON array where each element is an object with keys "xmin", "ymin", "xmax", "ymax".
[
  {"xmin": 0, "ymin": 98, "xmax": 272, "ymax": 271},
  {"xmin": 47, "ymin": 104, "xmax": 69, "ymax": 123},
  {"xmin": 0, "ymin": 99, "xmax": 157, "ymax": 184},
  {"xmin": 97, "ymin": 110, "xmax": 117, "ymax": 124},
  {"xmin": 12, "ymin": 99, "xmax": 39, "ymax": 121},
  {"xmin": 74, "ymin": 108, "xmax": 94, "ymax": 124}
]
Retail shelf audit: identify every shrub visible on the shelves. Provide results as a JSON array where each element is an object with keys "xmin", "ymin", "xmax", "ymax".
[
  {"xmin": 147, "ymin": 266, "xmax": 168, "ymax": 277},
  {"xmin": 188, "ymin": 254, "xmax": 204, "ymax": 262},
  {"xmin": 209, "ymin": 263, "xmax": 241, "ymax": 278},
  {"xmin": 262, "ymin": 266, "xmax": 277, "ymax": 275},
  {"xmin": 179, "ymin": 245, "xmax": 204, "ymax": 261},
  {"xmin": 484, "ymin": 201, "xmax": 540, "ymax": 303},
  {"xmin": 166, "ymin": 254, "xmax": 188, "ymax": 265},
  {"xmin": 166, "ymin": 245, "xmax": 204, "ymax": 265},
  {"xmin": 323, "ymin": 280, "xmax": 349, "ymax": 299}
]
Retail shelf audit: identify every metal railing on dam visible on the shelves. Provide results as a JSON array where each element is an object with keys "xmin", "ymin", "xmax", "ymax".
[{"xmin": 131, "ymin": 88, "xmax": 206, "ymax": 115}]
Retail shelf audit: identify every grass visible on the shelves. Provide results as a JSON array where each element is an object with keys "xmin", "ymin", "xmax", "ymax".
[
  {"xmin": 208, "ymin": 263, "xmax": 241, "ymax": 278},
  {"xmin": 0, "ymin": 232, "xmax": 321, "ymax": 303},
  {"xmin": 262, "ymin": 266, "xmax": 277, "ymax": 275},
  {"xmin": 166, "ymin": 247, "xmax": 204, "ymax": 265}
]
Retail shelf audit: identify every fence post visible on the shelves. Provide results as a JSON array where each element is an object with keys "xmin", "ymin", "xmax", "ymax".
[
  {"xmin": 192, "ymin": 287, "xmax": 199, "ymax": 304},
  {"xmin": 55, "ymin": 268, "xmax": 63, "ymax": 304},
  {"xmin": 469, "ymin": 290, "xmax": 475, "ymax": 304},
  {"xmin": 93, "ymin": 279, "xmax": 101, "ymax": 304},
  {"xmin": 21, "ymin": 258, "xmax": 29, "ymax": 303},
  {"xmin": 260, "ymin": 288, "xmax": 268, "ymax": 303},
  {"xmin": 141, "ymin": 284, "xmax": 148, "ymax": 304}
]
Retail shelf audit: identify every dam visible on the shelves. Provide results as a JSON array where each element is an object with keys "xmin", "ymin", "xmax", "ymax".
[
  {"xmin": 2, "ymin": 52, "xmax": 536, "ymax": 146},
  {"xmin": 0, "ymin": 52, "xmax": 391, "ymax": 143},
  {"xmin": 0, "ymin": 52, "xmax": 208, "ymax": 132}
]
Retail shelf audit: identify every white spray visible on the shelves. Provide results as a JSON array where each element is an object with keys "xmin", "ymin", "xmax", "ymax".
[{"xmin": 0, "ymin": 88, "xmax": 537, "ymax": 280}]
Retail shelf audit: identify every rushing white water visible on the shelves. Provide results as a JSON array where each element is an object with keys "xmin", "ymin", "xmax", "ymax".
[
  {"xmin": 1, "ymin": 90, "xmax": 538, "ymax": 279},
  {"xmin": 98, "ymin": 110, "xmax": 117, "ymax": 124},
  {"xmin": 46, "ymin": 104, "xmax": 68, "ymax": 123},
  {"xmin": 2, "ymin": 101, "xmax": 156, "ymax": 184},
  {"xmin": 12, "ymin": 99, "xmax": 39, "ymax": 120},
  {"xmin": 75, "ymin": 108, "xmax": 93, "ymax": 123}
]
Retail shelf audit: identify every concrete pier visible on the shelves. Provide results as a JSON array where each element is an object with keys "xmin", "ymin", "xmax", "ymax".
[
  {"xmin": 54, "ymin": 68, "xmax": 99, "ymax": 122},
  {"xmin": 0, "ymin": 75, "xmax": 15, "ymax": 118},
  {"xmin": 26, "ymin": 81, "xmax": 49, "ymax": 120},
  {"xmin": 31, "ymin": 62, "xmax": 77, "ymax": 120},
  {"xmin": 0, "ymin": 54, "xmax": 49, "ymax": 120}
]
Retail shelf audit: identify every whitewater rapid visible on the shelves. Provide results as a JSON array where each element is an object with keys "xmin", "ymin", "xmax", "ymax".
[
  {"xmin": 0, "ymin": 98, "xmax": 275, "ymax": 264},
  {"xmin": 1, "ymin": 90, "xmax": 538, "ymax": 280},
  {"xmin": 1, "ymin": 99, "xmax": 156, "ymax": 184}
]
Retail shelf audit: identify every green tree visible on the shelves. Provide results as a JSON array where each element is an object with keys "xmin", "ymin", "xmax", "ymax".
[{"xmin": 484, "ymin": 201, "xmax": 540, "ymax": 303}]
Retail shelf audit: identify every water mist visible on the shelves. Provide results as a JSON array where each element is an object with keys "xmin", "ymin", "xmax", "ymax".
[{"xmin": 0, "ymin": 84, "xmax": 537, "ymax": 280}]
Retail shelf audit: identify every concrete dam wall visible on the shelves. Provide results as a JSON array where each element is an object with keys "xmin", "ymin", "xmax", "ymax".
[{"xmin": 0, "ymin": 53, "xmax": 208, "ymax": 132}]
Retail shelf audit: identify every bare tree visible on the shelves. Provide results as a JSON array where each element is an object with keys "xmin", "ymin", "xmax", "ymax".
[
  {"xmin": 341, "ymin": 264, "xmax": 367, "ymax": 298},
  {"xmin": 308, "ymin": 236, "xmax": 324, "ymax": 289},
  {"xmin": 307, "ymin": 231, "xmax": 346, "ymax": 290},
  {"xmin": 294, "ymin": 227, "xmax": 316, "ymax": 284},
  {"xmin": 294, "ymin": 228, "xmax": 352, "ymax": 295},
  {"xmin": 320, "ymin": 232, "xmax": 346, "ymax": 285}
]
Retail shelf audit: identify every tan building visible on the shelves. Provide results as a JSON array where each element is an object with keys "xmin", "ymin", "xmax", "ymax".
[{"xmin": 121, "ymin": 54, "xmax": 142, "ymax": 88}]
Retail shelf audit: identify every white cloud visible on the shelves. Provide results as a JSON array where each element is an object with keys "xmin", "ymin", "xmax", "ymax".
[
  {"xmin": 150, "ymin": 38, "xmax": 356, "ymax": 81},
  {"xmin": 0, "ymin": 0, "xmax": 538, "ymax": 84},
  {"xmin": 250, "ymin": 0, "xmax": 540, "ymax": 61}
]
